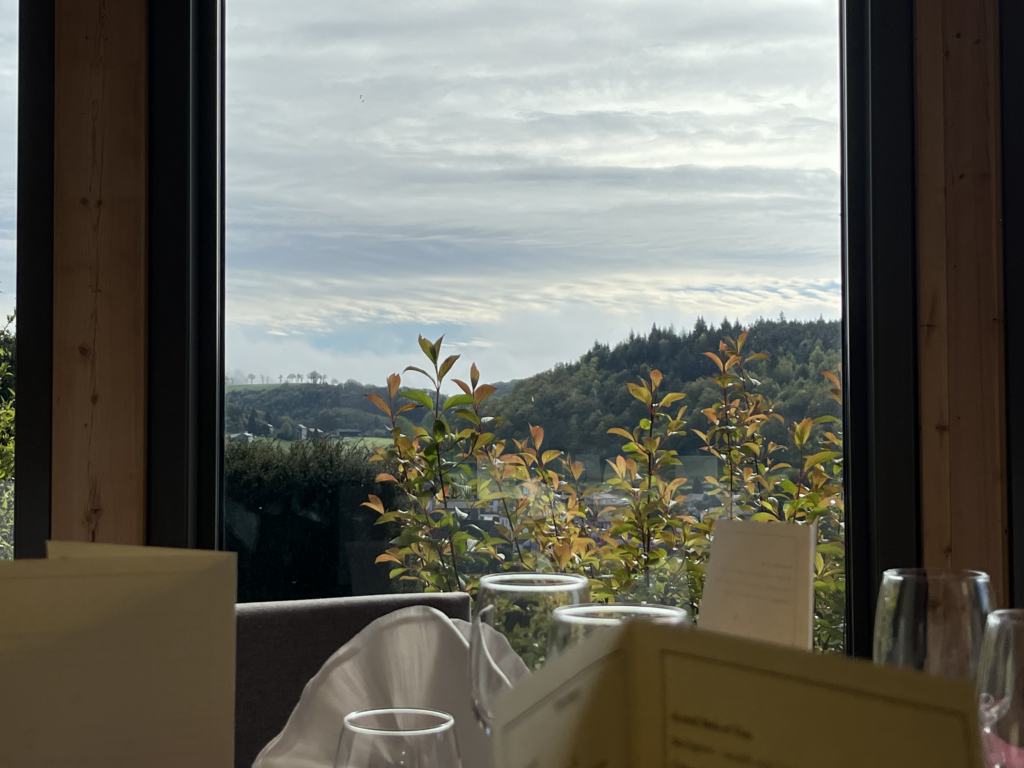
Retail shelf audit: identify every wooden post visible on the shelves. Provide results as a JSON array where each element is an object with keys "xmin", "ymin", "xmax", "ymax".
[
  {"xmin": 916, "ymin": 0, "xmax": 1007, "ymax": 602},
  {"xmin": 52, "ymin": 0, "xmax": 147, "ymax": 544}
]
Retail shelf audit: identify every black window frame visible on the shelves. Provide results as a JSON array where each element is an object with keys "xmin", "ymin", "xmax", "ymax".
[
  {"xmin": 1002, "ymin": 0, "xmax": 1024, "ymax": 608},
  {"xmin": 15, "ymin": 0, "xmax": 923, "ymax": 657}
]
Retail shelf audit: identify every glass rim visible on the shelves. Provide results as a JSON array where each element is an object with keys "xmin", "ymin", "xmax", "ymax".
[
  {"xmin": 553, "ymin": 603, "xmax": 688, "ymax": 625},
  {"xmin": 988, "ymin": 609, "xmax": 1024, "ymax": 624},
  {"xmin": 882, "ymin": 567, "xmax": 990, "ymax": 583},
  {"xmin": 479, "ymin": 572, "xmax": 589, "ymax": 593},
  {"xmin": 343, "ymin": 708, "xmax": 455, "ymax": 736}
]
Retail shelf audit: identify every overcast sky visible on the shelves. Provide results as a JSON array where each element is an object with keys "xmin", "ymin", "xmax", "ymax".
[
  {"xmin": 0, "ymin": 0, "xmax": 15, "ymax": 321},
  {"xmin": 0, "ymin": 1, "xmax": 841, "ymax": 387},
  {"xmin": 226, "ymin": 0, "xmax": 842, "ymax": 387},
  {"xmin": 0, "ymin": 2, "xmax": 847, "ymax": 387}
]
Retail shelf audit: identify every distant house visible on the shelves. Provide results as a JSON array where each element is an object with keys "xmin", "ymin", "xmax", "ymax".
[
  {"xmin": 296, "ymin": 424, "xmax": 328, "ymax": 440},
  {"xmin": 229, "ymin": 432, "xmax": 254, "ymax": 444}
]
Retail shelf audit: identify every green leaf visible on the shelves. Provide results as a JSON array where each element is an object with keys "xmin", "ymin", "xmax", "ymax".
[
  {"xmin": 627, "ymin": 382, "xmax": 652, "ymax": 405},
  {"xmin": 442, "ymin": 393, "xmax": 476, "ymax": 411},
  {"xmin": 438, "ymin": 354, "xmax": 460, "ymax": 381},
  {"xmin": 401, "ymin": 389, "xmax": 435, "ymax": 410},
  {"xmin": 816, "ymin": 543, "xmax": 845, "ymax": 556},
  {"xmin": 804, "ymin": 451, "xmax": 842, "ymax": 472},
  {"xmin": 430, "ymin": 335, "xmax": 445, "ymax": 363},
  {"xmin": 418, "ymin": 334, "xmax": 440, "ymax": 364},
  {"xmin": 454, "ymin": 408, "xmax": 480, "ymax": 425},
  {"xmin": 792, "ymin": 417, "xmax": 813, "ymax": 449},
  {"xmin": 658, "ymin": 392, "xmax": 687, "ymax": 407}
]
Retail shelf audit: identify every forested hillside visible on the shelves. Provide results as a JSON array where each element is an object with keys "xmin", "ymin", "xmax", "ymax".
[
  {"xmin": 226, "ymin": 316, "xmax": 842, "ymax": 466},
  {"xmin": 485, "ymin": 316, "xmax": 842, "ymax": 463}
]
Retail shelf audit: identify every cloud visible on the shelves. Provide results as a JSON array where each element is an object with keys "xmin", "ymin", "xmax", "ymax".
[
  {"xmin": 225, "ymin": 0, "xmax": 841, "ymax": 379},
  {"xmin": 227, "ymin": 267, "xmax": 840, "ymax": 383}
]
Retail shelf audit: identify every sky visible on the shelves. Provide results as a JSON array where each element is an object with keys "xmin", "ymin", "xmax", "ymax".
[
  {"xmin": 226, "ymin": 0, "xmax": 842, "ymax": 387},
  {"xmin": 0, "ymin": 0, "xmax": 15, "ymax": 320},
  {"xmin": 0, "ymin": 1, "xmax": 841, "ymax": 388}
]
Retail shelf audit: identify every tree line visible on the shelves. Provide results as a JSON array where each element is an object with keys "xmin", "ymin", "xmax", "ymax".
[{"xmin": 225, "ymin": 316, "xmax": 842, "ymax": 471}]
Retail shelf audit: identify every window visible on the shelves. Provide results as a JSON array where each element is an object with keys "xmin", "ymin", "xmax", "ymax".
[
  {"xmin": 0, "ymin": 0, "xmax": 15, "ymax": 560},
  {"xmin": 224, "ymin": 0, "xmax": 843, "ymax": 647}
]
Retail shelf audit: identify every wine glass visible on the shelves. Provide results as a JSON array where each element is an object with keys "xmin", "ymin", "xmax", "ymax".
[
  {"xmin": 978, "ymin": 610, "xmax": 1024, "ymax": 768},
  {"xmin": 470, "ymin": 572, "xmax": 589, "ymax": 732},
  {"xmin": 334, "ymin": 708, "xmax": 461, "ymax": 768},
  {"xmin": 873, "ymin": 568, "xmax": 994, "ymax": 678},
  {"xmin": 548, "ymin": 603, "xmax": 689, "ymax": 657}
]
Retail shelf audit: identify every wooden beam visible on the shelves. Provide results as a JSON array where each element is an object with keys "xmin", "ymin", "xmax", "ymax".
[
  {"xmin": 52, "ymin": 0, "xmax": 147, "ymax": 544},
  {"xmin": 916, "ymin": 0, "xmax": 1007, "ymax": 602}
]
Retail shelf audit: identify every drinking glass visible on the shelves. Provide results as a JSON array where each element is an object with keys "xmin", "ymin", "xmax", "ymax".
[
  {"xmin": 978, "ymin": 610, "xmax": 1024, "ymax": 768},
  {"xmin": 873, "ymin": 568, "xmax": 994, "ymax": 678},
  {"xmin": 470, "ymin": 572, "xmax": 589, "ymax": 731},
  {"xmin": 334, "ymin": 708, "xmax": 461, "ymax": 768},
  {"xmin": 548, "ymin": 603, "xmax": 689, "ymax": 657}
]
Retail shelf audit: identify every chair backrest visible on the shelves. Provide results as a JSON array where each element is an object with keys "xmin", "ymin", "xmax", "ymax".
[{"xmin": 235, "ymin": 592, "xmax": 472, "ymax": 768}]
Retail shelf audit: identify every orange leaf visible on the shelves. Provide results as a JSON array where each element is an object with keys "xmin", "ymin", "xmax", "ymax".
[
  {"xmin": 475, "ymin": 384, "xmax": 498, "ymax": 403},
  {"xmin": 361, "ymin": 494, "xmax": 385, "ymax": 515},
  {"xmin": 541, "ymin": 449, "xmax": 562, "ymax": 464},
  {"xmin": 375, "ymin": 473, "xmax": 399, "ymax": 483},
  {"xmin": 702, "ymin": 351, "xmax": 725, "ymax": 372},
  {"xmin": 365, "ymin": 393, "xmax": 391, "ymax": 417},
  {"xmin": 607, "ymin": 427, "xmax": 636, "ymax": 441},
  {"xmin": 387, "ymin": 372, "xmax": 401, "ymax": 400}
]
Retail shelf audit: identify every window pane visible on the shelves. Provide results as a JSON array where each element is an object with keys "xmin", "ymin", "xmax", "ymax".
[
  {"xmin": 225, "ymin": 0, "xmax": 844, "ymax": 651},
  {"xmin": 0, "ymin": 0, "xmax": 15, "ymax": 560}
]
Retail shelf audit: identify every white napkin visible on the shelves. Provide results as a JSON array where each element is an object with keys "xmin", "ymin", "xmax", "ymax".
[{"xmin": 252, "ymin": 604, "xmax": 528, "ymax": 768}]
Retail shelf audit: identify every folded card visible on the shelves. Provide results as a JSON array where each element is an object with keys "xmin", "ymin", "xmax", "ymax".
[
  {"xmin": 494, "ymin": 621, "xmax": 985, "ymax": 768},
  {"xmin": 699, "ymin": 518, "xmax": 816, "ymax": 648},
  {"xmin": 0, "ymin": 541, "xmax": 236, "ymax": 767}
]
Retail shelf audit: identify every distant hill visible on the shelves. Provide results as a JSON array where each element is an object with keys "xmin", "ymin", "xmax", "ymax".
[
  {"xmin": 226, "ymin": 316, "xmax": 842, "ymax": 468},
  {"xmin": 225, "ymin": 377, "xmax": 521, "ymax": 437},
  {"xmin": 482, "ymin": 316, "xmax": 842, "ymax": 468}
]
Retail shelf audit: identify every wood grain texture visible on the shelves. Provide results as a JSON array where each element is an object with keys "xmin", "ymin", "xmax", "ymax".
[
  {"xmin": 916, "ymin": 0, "xmax": 1006, "ymax": 603},
  {"xmin": 916, "ymin": 0, "xmax": 952, "ymax": 572},
  {"xmin": 52, "ymin": 0, "xmax": 147, "ymax": 544}
]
